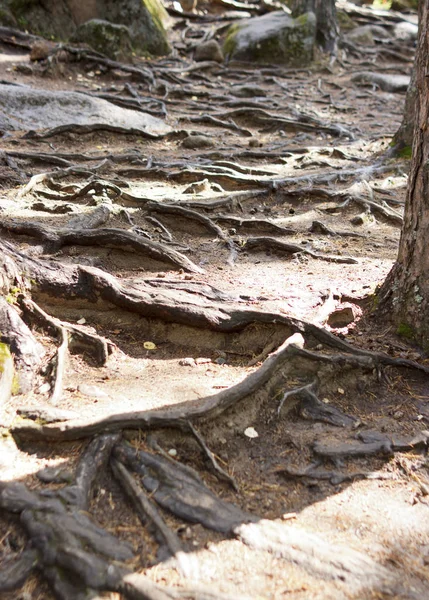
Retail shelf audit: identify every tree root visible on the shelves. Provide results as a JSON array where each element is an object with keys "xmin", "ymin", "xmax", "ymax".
[
  {"xmin": 243, "ymin": 236, "xmax": 359, "ymax": 264},
  {"xmin": 0, "ymin": 221, "xmax": 204, "ymax": 273},
  {"xmin": 0, "ymin": 297, "xmax": 45, "ymax": 393}
]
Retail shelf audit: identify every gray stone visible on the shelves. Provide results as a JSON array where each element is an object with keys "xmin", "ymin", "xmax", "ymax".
[
  {"xmin": 71, "ymin": 19, "xmax": 133, "ymax": 61},
  {"xmin": 96, "ymin": 0, "xmax": 172, "ymax": 57},
  {"xmin": 194, "ymin": 40, "xmax": 224, "ymax": 63},
  {"xmin": 393, "ymin": 21, "xmax": 418, "ymax": 41},
  {"xmin": 231, "ymin": 85, "xmax": 266, "ymax": 98},
  {"xmin": 0, "ymin": 84, "xmax": 172, "ymax": 136},
  {"xmin": 179, "ymin": 357, "xmax": 197, "ymax": 367},
  {"xmin": 1, "ymin": 0, "xmax": 171, "ymax": 57},
  {"xmin": 327, "ymin": 305, "xmax": 359, "ymax": 329},
  {"xmin": 223, "ymin": 10, "xmax": 316, "ymax": 67},
  {"xmin": 351, "ymin": 72, "xmax": 410, "ymax": 93},
  {"xmin": 78, "ymin": 383, "xmax": 110, "ymax": 398},
  {"xmin": 182, "ymin": 135, "xmax": 214, "ymax": 149},
  {"xmin": 345, "ymin": 24, "xmax": 390, "ymax": 46}
]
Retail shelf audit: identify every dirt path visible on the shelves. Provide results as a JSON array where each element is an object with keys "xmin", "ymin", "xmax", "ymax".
[{"xmin": 1, "ymin": 5, "xmax": 429, "ymax": 600}]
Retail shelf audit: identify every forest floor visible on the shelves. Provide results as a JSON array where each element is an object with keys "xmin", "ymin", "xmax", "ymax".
[{"xmin": 1, "ymin": 4, "xmax": 429, "ymax": 600}]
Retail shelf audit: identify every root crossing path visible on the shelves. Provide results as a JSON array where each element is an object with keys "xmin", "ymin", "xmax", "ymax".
[{"xmin": 1, "ymin": 4, "xmax": 428, "ymax": 600}]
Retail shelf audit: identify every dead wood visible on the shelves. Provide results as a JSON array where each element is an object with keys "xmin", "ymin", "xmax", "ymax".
[
  {"xmin": 275, "ymin": 463, "xmax": 393, "ymax": 485},
  {"xmin": 313, "ymin": 440, "xmax": 394, "ymax": 461},
  {"xmin": 187, "ymin": 420, "xmax": 239, "ymax": 490}
]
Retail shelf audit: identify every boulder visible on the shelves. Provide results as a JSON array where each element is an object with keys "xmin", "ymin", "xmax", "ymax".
[
  {"xmin": 345, "ymin": 24, "xmax": 390, "ymax": 46},
  {"xmin": 0, "ymin": 0, "xmax": 171, "ymax": 57},
  {"xmin": 71, "ymin": 19, "xmax": 133, "ymax": 61},
  {"xmin": 0, "ymin": 84, "xmax": 172, "ymax": 137},
  {"xmin": 194, "ymin": 40, "xmax": 224, "ymax": 63},
  {"xmin": 393, "ymin": 21, "xmax": 418, "ymax": 41},
  {"xmin": 223, "ymin": 10, "xmax": 316, "ymax": 67}
]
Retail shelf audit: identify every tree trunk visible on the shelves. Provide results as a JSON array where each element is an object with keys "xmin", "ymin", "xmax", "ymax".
[
  {"xmin": 390, "ymin": 1, "xmax": 422, "ymax": 154},
  {"xmin": 292, "ymin": 0, "xmax": 339, "ymax": 55},
  {"xmin": 378, "ymin": 2, "xmax": 429, "ymax": 350}
]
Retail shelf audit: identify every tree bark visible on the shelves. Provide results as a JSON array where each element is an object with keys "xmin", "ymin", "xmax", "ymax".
[
  {"xmin": 390, "ymin": 1, "xmax": 422, "ymax": 154},
  {"xmin": 378, "ymin": 1, "xmax": 429, "ymax": 350},
  {"xmin": 292, "ymin": 0, "xmax": 339, "ymax": 55}
]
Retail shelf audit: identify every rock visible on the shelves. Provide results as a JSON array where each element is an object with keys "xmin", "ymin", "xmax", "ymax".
[
  {"xmin": 30, "ymin": 40, "xmax": 54, "ymax": 61},
  {"xmin": 183, "ymin": 179, "xmax": 211, "ymax": 194},
  {"xmin": 393, "ymin": 21, "xmax": 418, "ymax": 42},
  {"xmin": 180, "ymin": 0, "xmax": 197, "ymax": 12},
  {"xmin": 223, "ymin": 10, "xmax": 316, "ymax": 67},
  {"xmin": 327, "ymin": 304, "xmax": 362, "ymax": 329},
  {"xmin": 336, "ymin": 9, "xmax": 357, "ymax": 32},
  {"xmin": 0, "ymin": 84, "xmax": 172, "ymax": 137},
  {"xmin": 5, "ymin": 0, "xmax": 171, "ymax": 57},
  {"xmin": 179, "ymin": 357, "xmax": 197, "ymax": 367},
  {"xmin": 351, "ymin": 72, "xmax": 410, "ymax": 93},
  {"xmin": 70, "ymin": 19, "xmax": 133, "ymax": 61},
  {"xmin": 194, "ymin": 40, "xmax": 224, "ymax": 63},
  {"xmin": 345, "ymin": 25, "xmax": 390, "ymax": 46},
  {"xmin": 182, "ymin": 135, "xmax": 214, "ymax": 149},
  {"xmin": 14, "ymin": 63, "xmax": 33, "ymax": 75},
  {"xmin": 37, "ymin": 382, "xmax": 51, "ymax": 394},
  {"xmin": 78, "ymin": 384, "xmax": 110, "ymax": 398},
  {"xmin": 231, "ymin": 85, "xmax": 266, "ymax": 98}
]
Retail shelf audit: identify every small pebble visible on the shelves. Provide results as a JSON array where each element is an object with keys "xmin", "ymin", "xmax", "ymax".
[
  {"xmin": 244, "ymin": 427, "xmax": 259, "ymax": 439},
  {"xmin": 179, "ymin": 357, "xmax": 197, "ymax": 367},
  {"xmin": 78, "ymin": 384, "xmax": 109, "ymax": 398},
  {"xmin": 38, "ymin": 382, "xmax": 51, "ymax": 394},
  {"xmin": 168, "ymin": 448, "xmax": 177, "ymax": 457}
]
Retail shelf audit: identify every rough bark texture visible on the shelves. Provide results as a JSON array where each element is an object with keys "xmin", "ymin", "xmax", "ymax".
[
  {"xmin": 391, "ymin": 1, "xmax": 422, "ymax": 153},
  {"xmin": 292, "ymin": 0, "xmax": 339, "ymax": 55},
  {"xmin": 379, "ymin": 2, "xmax": 429, "ymax": 349},
  {"xmin": 391, "ymin": 56, "xmax": 417, "ymax": 153}
]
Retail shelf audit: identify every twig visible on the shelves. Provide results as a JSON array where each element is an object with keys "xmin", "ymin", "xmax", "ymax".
[{"xmin": 187, "ymin": 420, "xmax": 239, "ymax": 491}]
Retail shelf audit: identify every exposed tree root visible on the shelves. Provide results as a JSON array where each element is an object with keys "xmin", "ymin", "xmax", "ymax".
[
  {"xmin": 243, "ymin": 236, "xmax": 359, "ymax": 264},
  {"xmin": 0, "ymin": 297, "xmax": 44, "ymax": 393},
  {"xmin": 0, "ymin": 12, "xmax": 422, "ymax": 599},
  {"xmin": 235, "ymin": 520, "xmax": 418, "ymax": 598},
  {"xmin": 0, "ymin": 433, "xmax": 237, "ymax": 600},
  {"xmin": 0, "ymin": 221, "xmax": 203, "ymax": 274}
]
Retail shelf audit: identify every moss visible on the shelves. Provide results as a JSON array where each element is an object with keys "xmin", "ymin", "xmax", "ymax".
[
  {"xmin": 337, "ymin": 10, "xmax": 356, "ymax": 31},
  {"xmin": 0, "ymin": 342, "xmax": 11, "ymax": 371},
  {"xmin": 396, "ymin": 323, "xmax": 415, "ymax": 339},
  {"xmin": 223, "ymin": 23, "xmax": 240, "ymax": 57},
  {"xmin": 0, "ymin": 341, "xmax": 18, "ymax": 395},
  {"xmin": 397, "ymin": 145, "xmax": 412, "ymax": 159},
  {"xmin": 143, "ymin": 0, "xmax": 169, "ymax": 32}
]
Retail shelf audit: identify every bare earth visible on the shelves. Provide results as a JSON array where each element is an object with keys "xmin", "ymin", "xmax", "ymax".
[{"xmin": 1, "ymin": 4, "xmax": 429, "ymax": 600}]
